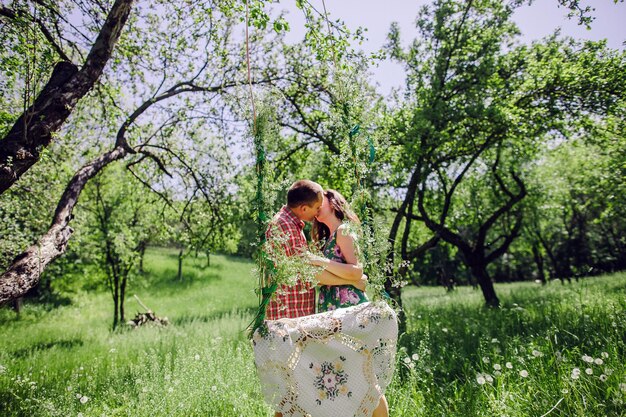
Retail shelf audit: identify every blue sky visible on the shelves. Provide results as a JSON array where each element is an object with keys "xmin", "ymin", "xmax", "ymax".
[{"xmin": 277, "ymin": 0, "xmax": 626, "ymax": 95}]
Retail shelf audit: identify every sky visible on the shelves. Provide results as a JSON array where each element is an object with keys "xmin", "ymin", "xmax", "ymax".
[{"xmin": 276, "ymin": 0, "xmax": 626, "ymax": 95}]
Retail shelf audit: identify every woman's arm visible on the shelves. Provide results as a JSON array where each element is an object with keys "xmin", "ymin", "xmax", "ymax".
[
  {"xmin": 316, "ymin": 269, "xmax": 367, "ymax": 291},
  {"xmin": 309, "ymin": 225, "xmax": 363, "ymax": 281}
]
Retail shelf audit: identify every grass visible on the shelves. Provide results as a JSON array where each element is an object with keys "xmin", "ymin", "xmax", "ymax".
[{"xmin": 0, "ymin": 247, "xmax": 624, "ymax": 416}]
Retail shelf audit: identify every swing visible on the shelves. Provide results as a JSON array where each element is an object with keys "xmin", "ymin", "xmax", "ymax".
[{"xmin": 243, "ymin": 3, "xmax": 398, "ymax": 416}]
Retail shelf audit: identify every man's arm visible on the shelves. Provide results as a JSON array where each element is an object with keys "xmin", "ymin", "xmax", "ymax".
[{"xmin": 316, "ymin": 269, "xmax": 367, "ymax": 291}]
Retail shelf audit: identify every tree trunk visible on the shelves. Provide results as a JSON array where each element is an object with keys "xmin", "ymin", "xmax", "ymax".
[
  {"xmin": 532, "ymin": 243, "xmax": 546, "ymax": 284},
  {"xmin": 206, "ymin": 250, "xmax": 211, "ymax": 268},
  {"xmin": 0, "ymin": 0, "xmax": 135, "ymax": 195},
  {"xmin": 120, "ymin": 274, "xmax": 127, "ymax": 324},
  {"xmin": 113, "ymin": 275, "xmax": 119, "ymax": 330},
  {"xmin": 178, "ymin": 249, "xmax": 184, "ymax": 282},
  {"xmin": 138, "ymin": 242, "xmax": 146, "ymax": 274},
  {"xmin": 0, "ymin": 147, "xmax": 127, "ymax": 304},
  {"xmin": 470, "ymin": 263, "xmax": 500, "ymax": 307}
]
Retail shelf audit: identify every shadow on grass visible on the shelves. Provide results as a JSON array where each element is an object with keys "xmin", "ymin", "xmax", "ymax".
[
  {"xmin": 11, "ymin": 338, "xmax": 84, "ymax": 358},
  {"xmin": 171, "ymin": 306, "xmax": 257, "ymax": 326}
]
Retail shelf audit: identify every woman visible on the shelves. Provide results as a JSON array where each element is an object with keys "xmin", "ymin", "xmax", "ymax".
[
  {"xmin": 309, "ymin": 189, "xmax": 368, "ymax": 311},
  {"xmin": 309, "ymin": 189, "xmax": 390, "ymax": 417}
]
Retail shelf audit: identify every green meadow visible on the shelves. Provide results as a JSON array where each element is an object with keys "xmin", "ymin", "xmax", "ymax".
[{"xmin": 1, "ymin": 247, "xmax": 624, "ymax": 416}]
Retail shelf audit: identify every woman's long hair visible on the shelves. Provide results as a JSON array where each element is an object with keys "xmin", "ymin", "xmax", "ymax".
[{"xmin": 312, "ymin": 189, "xmax": 360, "ymax": 246}]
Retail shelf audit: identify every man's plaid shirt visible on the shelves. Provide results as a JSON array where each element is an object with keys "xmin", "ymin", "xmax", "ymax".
[{"xmin": 265, "ymin": 206, "xmax": 315, "ymax": 320}]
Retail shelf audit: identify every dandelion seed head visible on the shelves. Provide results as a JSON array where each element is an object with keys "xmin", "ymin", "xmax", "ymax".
[
  {"xmin": 485, "ymin": 374, "xmax": 493, "ymax": 383},
  {"xmin": 561, "ymin": 389, "xmax": 568, "ymax": 394},
  {"xmin": 505, "ymin": 362, "xmax": 513, "ymax": 369},
  {"xmin": 582, "ymin": 355, "xmax": 594, "ymax": 363},
  {"xmin": 80, "ymin": 396, "xmax": 89, "ymax": 404},
  {"xmin": 494, "ymin": 370, "xmax": 502, "ymax": 377},
  {"xmin": 482, "ymin": 357, "xmax": 490, "ymax": 363},
  {"xmin": 601, "ymin": 352, "xmax": 609, "ymax": 359},
  {"xmin": 194, "ymin": 354, "xmax": 201, "ymax": 361},
  {"xmin": 585, "ymin": 368, "xmax": 593, "ymax": 375},
  {"xmin": 594, "ymin": 358, "xmax": 603, "ymax": 365},
  {"xmin": 493, "ymin": 364, "xmax": 502, "ymax": 371},
  {"xmin": 211, "ymin": 385, "xmax": 218, "ymax": 392},
  {"xmin": 411, "ymin": 353, "xmax": 419, "ymax": 361},
  {"xmin": 403, "ymin": 357, "xmax": 411, "ymax": 364},
  {"xmin": 599, "ymin": 374, "xmax": 607, "ymax": 382},
  {"xmin": 476, "ymin": 375, "xmax": 486, "ymax": 385},
  {"xmin": 76, "ymin": 393, "xmax": 82, "ymax": 399},
  {"xmin": 519, "ymin": 370, "xmax": 529, "ymax": 378},
  {"xmin": 532, "ymin": 349, "xmax": 542, "ymax": 357}
]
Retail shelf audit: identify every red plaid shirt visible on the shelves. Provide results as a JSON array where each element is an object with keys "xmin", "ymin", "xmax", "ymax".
[{"xmin": 265, "ymin": 206, "xmax": 315, "ymax": 320}]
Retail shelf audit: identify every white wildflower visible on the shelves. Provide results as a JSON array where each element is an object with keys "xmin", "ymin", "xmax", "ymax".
[
  {"xmin": 493, "ymin": 364, "xmax": 502, "ymax": 371},
  {"xmin": 80, "ymin": 396, "xmax": 89, "ymax": 404},
  {"xmin": 585, "ymin": 368, "xmax": 593, "ymax": 375},
  {"xmin": 505, "ymin": 362, "xmax": 513, "ymax": 369},
  {"xmin": 476, "ymin": 375, "xmax": 486, "ymax": 385},
  {"xmin": 519, "ymin": 370, "xmax": 529, "ymax": 378},
  {"xmin": 594, "ymin": 358, "xmax": 603, "ymax": 365},
  {"xmin": 76, "ymin": 393, "xmax": 82, "ymax": 399},
  {"xmin": 599, "ymin": 374, "xmax": 608, "ymax": 382},
  {"xmin": 582, "ymin": 355, "xmax": 593, "ymax": 363},
  {"xmin": 403, "ymin": 357, "xmax": 411, "ymax": 364},
  {"xmin": 412, "ymin": 353, "xmax": 419, "ymax": 361}
]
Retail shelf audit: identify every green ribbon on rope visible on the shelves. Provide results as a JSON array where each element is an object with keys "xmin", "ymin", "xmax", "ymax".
[{"xmin": 247, "ymin": 281, "xmax": 278, "ymax": 339}]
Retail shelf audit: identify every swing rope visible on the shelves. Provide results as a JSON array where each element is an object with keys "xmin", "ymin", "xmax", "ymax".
[
  {"xmin": 246, "ymin": 2, "xmax": 381, "ymax": 338},
  {"xmin": 245, "ymin": 1, "xmax": 278, "ymax": 337}
]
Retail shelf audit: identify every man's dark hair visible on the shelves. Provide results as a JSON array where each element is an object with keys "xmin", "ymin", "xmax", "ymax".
[{"xmin": 287, "ymin": 180, "xmax": 322, "ymax": 208}]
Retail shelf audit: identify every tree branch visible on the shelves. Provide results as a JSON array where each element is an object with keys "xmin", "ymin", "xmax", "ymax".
[{"xmin": 0, "ymin": 0, "xmax": 135, "ymax": 195}]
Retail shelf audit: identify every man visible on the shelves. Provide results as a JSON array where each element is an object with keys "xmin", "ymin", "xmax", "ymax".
[{"xmin": 265, "ymin": 179, "xmax": 366, "ymax": 321}]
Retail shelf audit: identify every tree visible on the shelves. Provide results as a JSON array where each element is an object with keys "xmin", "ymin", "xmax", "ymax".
[
  {"xmin": 79, "ymin": 165, "xmax": 157, "ymax": 329},
  {"xmin": 0, "ymin": 0, "xmax": 291, "ymax": 303},
  {"xmin": 383, "ymin": 0, "xmax": 625, "ymax": 306}
]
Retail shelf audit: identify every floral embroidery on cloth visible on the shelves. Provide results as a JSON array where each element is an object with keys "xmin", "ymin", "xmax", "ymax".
[
  {"xmin": 311, "ymin": 357, "xmax": 352, "ymax": 405},
  {"xmin": 253, "ymin": 302, "xmax": 398, "ymax": 417}
]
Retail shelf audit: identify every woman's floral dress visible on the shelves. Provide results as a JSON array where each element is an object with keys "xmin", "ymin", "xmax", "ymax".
[{"xmin": 318, "ymin": 230, "xmax": 368, "ymax": 312}]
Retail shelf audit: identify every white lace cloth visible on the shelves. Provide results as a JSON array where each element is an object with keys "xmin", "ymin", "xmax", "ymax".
[{"xmin": 252, "ymin": 302, "xmax": 398, "ymax": 417}]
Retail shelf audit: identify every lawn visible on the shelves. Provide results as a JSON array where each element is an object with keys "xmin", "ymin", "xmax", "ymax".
[{"xmin": 1, "ymin": 247, "xmax": 624, "ymax": 416}]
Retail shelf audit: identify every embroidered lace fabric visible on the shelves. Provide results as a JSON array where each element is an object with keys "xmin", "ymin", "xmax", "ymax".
[{"xmin": 253, "ymin": 302, "xmax": 398, "ymax": 417}]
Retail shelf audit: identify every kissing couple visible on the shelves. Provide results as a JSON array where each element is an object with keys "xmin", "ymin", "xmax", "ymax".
[{"xmin": 252, "ymin": 180, "xmax": 398, "ymax": 417}]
